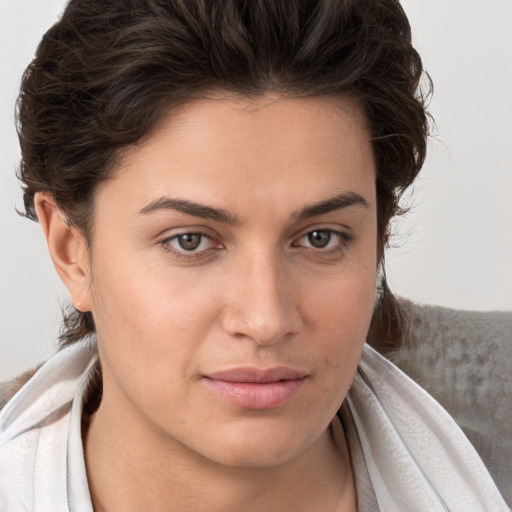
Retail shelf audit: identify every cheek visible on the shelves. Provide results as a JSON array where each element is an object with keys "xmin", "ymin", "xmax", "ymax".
[
  {"xmin": 302, "ymin": 221, "xmax": 377, "ymax": 336},
  {"xmin": 305, "ymin": 264, "xmax": 376, "ymax": 337},
  {"xmin": 88, "ymin": 251, "xmax": 223, "ymax": 395},
  {"xmin": 302, "ymin": 262, "xmax": 377, "ymax": 384},
  {"xmin": 89, "ymin": 260, "xmax": 221, "ymax": 426},
  {"xmin": 91, "ymin": 248, "xmax": 215, "ymax": 332}
]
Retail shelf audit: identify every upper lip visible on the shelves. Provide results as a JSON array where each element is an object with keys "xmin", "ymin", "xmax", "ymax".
[{"xmin": 204, "ymin": 367, "xmax": 307, "ymax": 383}]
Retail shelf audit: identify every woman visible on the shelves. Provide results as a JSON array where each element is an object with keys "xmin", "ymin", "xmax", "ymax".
[{"xmin": 0, "ymin": 1, "xmax": 509, "ymax": 510}]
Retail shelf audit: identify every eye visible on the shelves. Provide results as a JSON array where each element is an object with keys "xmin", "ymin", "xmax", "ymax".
[
  {"xmin": 161, "ymin": 231, "xmax": 220, "ymax": 257},
  {"xmin": 294, "ymin": 229, "xmax": 350, "ymax": 251}
]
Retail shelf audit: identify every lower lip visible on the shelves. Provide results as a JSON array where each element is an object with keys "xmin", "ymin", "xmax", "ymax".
[{"xmin": 202, "ymin": 378, "xmax": 306, "ymax": 409}]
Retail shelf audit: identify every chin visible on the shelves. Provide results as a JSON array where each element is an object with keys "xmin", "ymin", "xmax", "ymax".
[
  {"xmin": 195, "ymin": 419, "xmax": 321, "ymax": 469},
  {"xmin": 208, "ymin": 443, "xmax": 304, "ymax": 469}
]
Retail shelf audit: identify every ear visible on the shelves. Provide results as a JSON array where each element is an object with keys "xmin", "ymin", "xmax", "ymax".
[{"xmin": 35, "ymin": 192, "xmax": 92, "ymax": 312}]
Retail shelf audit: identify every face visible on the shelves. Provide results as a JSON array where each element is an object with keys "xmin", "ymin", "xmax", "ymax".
[{"xmin": 85, "ymin": 94, "xmax": 377, "ymax": 468}]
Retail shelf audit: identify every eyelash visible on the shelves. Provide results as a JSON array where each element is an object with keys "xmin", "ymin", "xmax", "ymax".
[
  {"xmin": 160, "ymin": 228, "xmax": 352, "ymax": 260},
  {"xmin": 293, "ymin": 229, "xmax": 352, "ymax": 253},
  {"xmin": 161, "ymin": 231, "xmax": 219, "ymax": 260}
]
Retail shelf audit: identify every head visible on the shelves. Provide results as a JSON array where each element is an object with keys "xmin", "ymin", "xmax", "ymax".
[{"xmin": 17, "ymin": 0, "xmax": 430, "ymax": 467}]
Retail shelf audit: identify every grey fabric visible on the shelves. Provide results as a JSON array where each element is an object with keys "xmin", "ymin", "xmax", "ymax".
[{"xmin": 390, "ymin": 300, "xmax": 512, "ymax": 506}]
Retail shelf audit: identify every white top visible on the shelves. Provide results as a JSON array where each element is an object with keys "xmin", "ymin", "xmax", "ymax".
[{"xmin": 0, "ymin": 340, "xmax": 509, "ymax": 512}]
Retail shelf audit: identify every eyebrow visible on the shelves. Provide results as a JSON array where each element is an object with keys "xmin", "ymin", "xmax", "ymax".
[
  {"xmin": 294, "ymin": 192, "xmax": 369, "ymax": 221},
  {"xmin": 139, "ymin": 197, "xmax": 239, "ymax": 225},
  {"xmin": 138, "ymin": 191, "xmax": 369, "ymax": 224}
]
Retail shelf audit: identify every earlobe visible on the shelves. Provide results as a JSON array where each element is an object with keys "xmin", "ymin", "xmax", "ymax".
[{"xmin": 34, "ymin": 192, "xmax": 92, "ymax": 311}]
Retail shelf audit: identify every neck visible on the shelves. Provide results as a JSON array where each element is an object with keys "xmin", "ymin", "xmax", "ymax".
[{"xmin": 84, "ymin": 396, "xmax": 356, "ymax": 512}]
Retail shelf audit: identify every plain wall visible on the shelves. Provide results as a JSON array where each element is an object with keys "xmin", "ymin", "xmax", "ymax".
[{"xmin": 1, "ymin": 0, "xmax": 511, "ymax": 380}]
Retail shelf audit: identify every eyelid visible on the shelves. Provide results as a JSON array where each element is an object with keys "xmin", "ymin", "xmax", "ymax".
[
  {"xmin": 292, "ymin": 227, "xmax": 352, "ymax": 251},
  {"xmin": 160, "ymin": 230, "xmax": 223, "ymax": 259},
  {"xmin": 292, "ymin": 223, "xmax": 352, "ymax": 241}
]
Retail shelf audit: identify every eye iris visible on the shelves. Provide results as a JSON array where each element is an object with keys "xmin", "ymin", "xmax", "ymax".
[
  {"xmin": 308, "ymin": 230, "xmax": 331, "ymax": 248},
  {"xmin": 178, "ymin": 233, "xmax": 202, "ymax": 251}
]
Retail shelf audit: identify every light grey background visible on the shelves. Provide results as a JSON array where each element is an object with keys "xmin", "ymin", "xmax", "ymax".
[{"xmin": 1, "ymin": 0, "xmax": 511, "ymax": 380}]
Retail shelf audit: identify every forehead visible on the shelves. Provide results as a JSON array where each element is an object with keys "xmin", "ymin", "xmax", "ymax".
[
  {"xmin": 144, "ymin": 93, "xmax": 371, "ymax": 163},
  {"xmin": 96, "ymin": 94, "xmax": 375, "ymax": 219}
]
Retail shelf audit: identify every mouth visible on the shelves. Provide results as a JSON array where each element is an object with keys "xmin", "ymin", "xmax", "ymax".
[{"xmin": 202, "ymin": 367, "xmax": 308, "ymax": 410}]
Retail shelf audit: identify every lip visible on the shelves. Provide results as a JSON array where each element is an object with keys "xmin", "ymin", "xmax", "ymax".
[{"xmin": 202, "ymin": 367, "xmax": 307, "ymax": 410}]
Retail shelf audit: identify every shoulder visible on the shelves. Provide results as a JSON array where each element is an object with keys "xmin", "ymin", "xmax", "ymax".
[{"xmin": 0, "ymin": 365, "xmax": 43, "ymax": 412}]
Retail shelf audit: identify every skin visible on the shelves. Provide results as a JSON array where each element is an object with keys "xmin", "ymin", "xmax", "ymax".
[{"xmin": 36, "ymin": 94, "xmax": 377, "ymax": 511}]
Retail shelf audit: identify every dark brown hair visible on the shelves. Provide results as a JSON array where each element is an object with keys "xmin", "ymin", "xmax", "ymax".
[{"xmin": 17, "ymin": 0, "xmax": 431, "ymax": 351}]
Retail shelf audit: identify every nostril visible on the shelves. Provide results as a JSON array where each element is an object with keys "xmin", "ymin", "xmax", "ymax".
[
  {"xmin": 220, "ymin": 259, "xmax": 303, "ymax": 344},
  {"xmin": 221, "ymin": 302, "xmax": 302, "ymax": 345}
]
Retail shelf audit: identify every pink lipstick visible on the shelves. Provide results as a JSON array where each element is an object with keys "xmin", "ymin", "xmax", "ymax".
[{"xmin": 202, "ymin": 367, "xmax": 307, "ymax": 409}]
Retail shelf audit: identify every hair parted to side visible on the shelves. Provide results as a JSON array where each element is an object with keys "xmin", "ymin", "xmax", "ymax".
[{"xmin": 17, "ymin": 0, "xmax": 431, "ymax": 352}]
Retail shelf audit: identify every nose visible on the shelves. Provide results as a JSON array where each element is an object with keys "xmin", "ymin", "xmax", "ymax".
[{"xmin": 220, "ymin": 251, "xmax": 303, "ymax": 345}]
